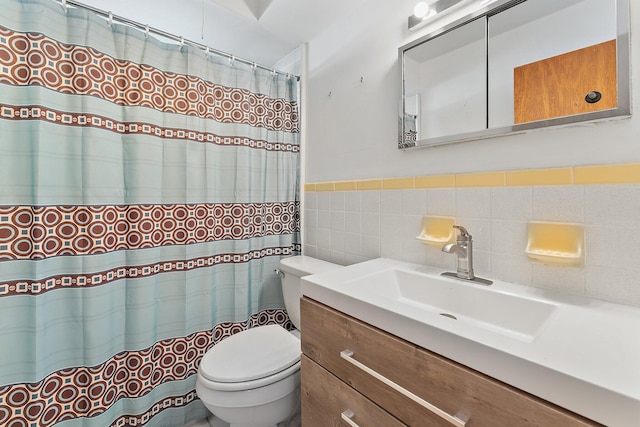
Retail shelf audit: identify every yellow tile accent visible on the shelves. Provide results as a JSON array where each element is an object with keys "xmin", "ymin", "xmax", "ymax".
[
  {"xmin": 414, "ymin": 174, "xmax": 455, "ymax": 188},
  {"xmin": 315, "ymin": 182, "xmax": 335, "ymax": 192},
  {"xmin": 455, "ymin": 172, "xmax": 505, "ymax": 187},
  {"xmin": 506, "ymin": 168, "xmax": 573, "ymax": 186},
  {"xmin": 304, "ymin": 183, "xmax": 317, "ymax": 192},
  {"xmin": 574, "ymin": 163, "xmax": 640, "ymax": 184},
  {"xmin": 383, "ymin": 177, "xmax": 415, "ymax": 190},
  {"xmin": 356, "ymin": 179, "xmax": 384, "ymax": 190},
  {"xmin": 334, "ymin": 181, "xmax": 358, "ymax": 191}
]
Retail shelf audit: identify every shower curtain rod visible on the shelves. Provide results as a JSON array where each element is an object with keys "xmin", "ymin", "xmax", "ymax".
[{"xmin": 53, "ymin": 0, "xmax": 300, "ymax": 80}]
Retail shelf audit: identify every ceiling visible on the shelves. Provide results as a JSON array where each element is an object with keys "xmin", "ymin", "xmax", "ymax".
[
  {"xmin": 77, "ymin": 0, "xmax": 367, "ymax": 69},
  {"xmin": 204, "ymin": 0, "xmax": 367, "ymax": 66}
]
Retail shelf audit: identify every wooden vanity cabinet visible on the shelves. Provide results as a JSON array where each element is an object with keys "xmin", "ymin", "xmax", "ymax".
[{"xmin": 300, "ymin": 297, "xmax": 601, "ymax": 427}]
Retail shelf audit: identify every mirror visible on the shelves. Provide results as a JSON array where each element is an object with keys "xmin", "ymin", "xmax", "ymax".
[{"xmin": 399, "ymin": 0, "xmax": 630, "ymax": 149}]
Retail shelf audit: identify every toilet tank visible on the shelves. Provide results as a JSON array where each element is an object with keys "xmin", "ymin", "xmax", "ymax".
[{"xmin": 278, "ymin": 256, "xmax": 341, "ymax": 330}]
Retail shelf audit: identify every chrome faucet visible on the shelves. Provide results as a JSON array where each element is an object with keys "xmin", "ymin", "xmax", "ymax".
[{"xmin": 441, "ymin": 225, "xmax": 492, "ymax": 285}]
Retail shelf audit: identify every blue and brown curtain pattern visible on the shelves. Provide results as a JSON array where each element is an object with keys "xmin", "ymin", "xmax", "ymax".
[{"xmin": 0, "ymin": 1, "xmax": 300, "ymax": 426}]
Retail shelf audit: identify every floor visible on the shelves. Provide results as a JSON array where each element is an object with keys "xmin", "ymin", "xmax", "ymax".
[{"xmin": 183, "ymin": 410, "xmax": 301, "ymax": 427}]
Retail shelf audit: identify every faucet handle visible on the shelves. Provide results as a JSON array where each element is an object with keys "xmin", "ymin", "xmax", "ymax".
[{"xmin": 453, "ymin": 225, "xmax": 470, "ymax": 237}]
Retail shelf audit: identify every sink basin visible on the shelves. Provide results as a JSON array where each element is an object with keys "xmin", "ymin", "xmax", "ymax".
[
  {"xmin": 301, "ymin": 258, "xmax": 640, "ymax": 427},
  {"xmin": 345, "ymin": 268, "xmax": 557, "ymax": 341}
]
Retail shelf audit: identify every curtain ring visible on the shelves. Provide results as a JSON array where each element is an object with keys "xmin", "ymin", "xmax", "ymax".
[
  {"xmin": 229, "ymin": 55, "xmax": 235, "ymax": 66},
  {"xmin": 205, "ymin": 46, "xmax": 210, "ymax": 57},
  {"xmin": 252, "ymin": 62, "xmax": 257, "ymax": 71},
  {"xmin": 144, "ymin": 24, "xmax": 150, "ymax": 39},
  {"xmin": 108, "ymin": 11, "xmax": 113, "ymax": 27},
  {"xmin": 179, "ymin": 36, "xmax": 185, "ymax": 46},
  {"xmin": 61, "ymin": 0, "xmax": 67, "ymax": 13}
]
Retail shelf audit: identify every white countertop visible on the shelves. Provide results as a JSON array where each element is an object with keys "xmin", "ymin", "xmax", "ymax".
[{"xmin": 301, "ymin": 258, "xmax": 640, "ymax": 427}]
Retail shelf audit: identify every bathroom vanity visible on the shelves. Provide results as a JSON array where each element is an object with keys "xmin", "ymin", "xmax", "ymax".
[
  {"xmin": 299, "ymin": 258, "xmax": 640, "ymax": 426},
  {"xmin": 301, "ymin": 298, "xmax": 598, "ymax": 426}
]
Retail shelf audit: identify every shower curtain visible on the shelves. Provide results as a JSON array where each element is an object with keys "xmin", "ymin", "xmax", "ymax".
[{"xmin": 0, "ymin": 1, "xmax": 300, "ymax": 426}]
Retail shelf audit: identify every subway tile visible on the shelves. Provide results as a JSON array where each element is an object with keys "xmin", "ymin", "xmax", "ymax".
[
  {"xmin": 532, "ymin": 185, "xmax": 584, "ymax": 223},
  {"xmin": 415, "ymin": 174, "xmax": 455, "ymax": 188},
  {"xmin": 506, "ymin": 168, "xmax": 573, "ymax": 186},
  {"xmin": 402, "ymin": 189, "xmax": 427, "ymax": 215},
  {"xmin": 361, "ymin": 235, "xmax": 381, "ymax": 259},
  {"xmin": 330, "ymin": 211, "xmax": 345, "ymax": 231},
  {"xmin": 361, "ymin": 190, "xmax": 380, "ymax": 213},
  {"xmin": 330, "ymin": 230, "xmax": 346, "ymax": 252},
  {"xmin": 330, "ymin": 250, "xmax": 346, "ymax": 265},
  {"xmin": 425, "ymin": 188, "xmax": 455, "ymax": 216},
  {"xmin": 425, "ymin": 246, "xmax": 456, "ymax": 270},
  {"xmin": 584, "ymin": 184, "xmax": 640, "ymax": 227},
  {"xmin": 456, "ymin": 171, "xmax": 505, "ymax": 187},
  {"xmin": 586, "ymin": 266, "xmax": 640, "ymax": 306},
  {"xmin": 331, "ymin": 191, "xmax": 345, "ymax": 211},
  {"xmin": 345, "ymin": 232, "xmax": 361, "ymax": 256},
  {"xmin": 317, "ymin": 191, "xmax": 332, "ymax": 211},
  {"xmin": 303, "ymin": 209, "xmax": 317, "ymax": 229},
  {"xmin": 531, "ymin": 264, "xmax": 586, "ymax": 295},
  {"xmin": 585, "ymin": 225, "xmax": 640, "ymax": 270},
  {"xmin": 574, "ymin": 163, "xmax": 640, "ymax": 184},
  {"xmin": 490, "ymin": 252, "xmax": 533, "ymax": 286},
  {"xmin": 491, "ymin": 220, "xmax": 529, "ymax": 256},
  {"xmin": 304, "ymin": 226, "xmax": 318, "ymax": 246},
  {"xmin": 471, "ymin": 250, "xmax": 491, "ymax": 279},
  {"xmin": 361, "ymin": 212, "xmax": 380, "ymax": 237},
  {"xmin": 491, "ymin": 187, "xmax": 532, "ymax": 220},
  {"xmin": 335, "ymin": 181, "xmax": 357, "ymax": 191},
  {"xmin": 304, "ymin": 191, "xmax": 317, "ymax": 210},
  {"xmin": 344, "ymin": 191, "xmax": 362, "ymax": 212},
  {"xmin": 455, "ymin": 218, "xmax": 490, "ymax": 251},
  {"xmin": 315, "ymin": 182, "xmax": 335, "ymax": 191},
  {"xmin": 344, "ymin": 212, "xmax": 361, "ymax": 234},
  {"xmin": 383, "ymin": 177, "xmax": 415, "ymax": 190},
  {"xmin": 316, "ymin": 228, "xmax": 331, "ymax": 249},
  {"xmin": 317, "ymin": 210, "xmax": 331, "ymax": 229},
  {"xmin": 302, "ymin": 244, "xmax": 317, "ymax": 258},
  {"xmin": 455, "ymin": 187, "xmax": 490, "ymax": 219},
  {"xmin": 380, "ymin": 190, "xmax": 402, "ymax": 214},
  {"xmin": 357, "ymin": 179, "xmax": 383, "ymax": 190},
  {"xmin": 317, "ymin": 247, "xmax": 331, "ymax": 262}
]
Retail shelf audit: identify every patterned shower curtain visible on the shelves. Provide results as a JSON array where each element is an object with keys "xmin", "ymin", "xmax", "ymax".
[{"xmin": 0, "ymin": 0, "xmax": 300, "ymax": 426}]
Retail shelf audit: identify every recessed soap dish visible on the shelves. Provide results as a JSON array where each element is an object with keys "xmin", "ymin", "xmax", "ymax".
[
  {"xmin": 525, "ymin": 221, "xmax": 584, "ymax": 266},
  {"xmin": 416, "ymin": 216, "xmax": 456, "ymax": 247}
]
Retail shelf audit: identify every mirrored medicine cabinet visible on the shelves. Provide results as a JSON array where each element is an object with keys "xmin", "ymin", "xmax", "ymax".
[{"xmin": 399, "ymin": 0, "xmax": 630, "ymax": 149}]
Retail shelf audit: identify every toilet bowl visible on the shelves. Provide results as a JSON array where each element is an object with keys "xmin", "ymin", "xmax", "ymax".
[{"xmin": 195, "ymin": 256, "xmax": 341, "ymax": 427}]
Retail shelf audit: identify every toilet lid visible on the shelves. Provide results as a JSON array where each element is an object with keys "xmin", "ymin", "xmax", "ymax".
[{"xmin": 199, "ymin": 325, "xmax": 300, "ymax": 383}]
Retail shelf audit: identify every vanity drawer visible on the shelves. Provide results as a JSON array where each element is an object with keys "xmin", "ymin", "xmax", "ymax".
[
  {"xmin": 301, "ymin": 297, "xmax": 601, "ymax": 427},
  {"xmin": 301, "ymin": 355, "xmax": 407, "ymax": 427}
]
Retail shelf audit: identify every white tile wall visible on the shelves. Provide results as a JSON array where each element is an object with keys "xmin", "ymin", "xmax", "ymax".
[{"xmin": 303, "ymin": 184, "xmax": 640, "ymax": 307}]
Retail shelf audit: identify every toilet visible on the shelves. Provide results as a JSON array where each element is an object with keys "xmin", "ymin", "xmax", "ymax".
[{"xmin": 195, "ymin": 255, "xmax": 341, "ymax": 427}]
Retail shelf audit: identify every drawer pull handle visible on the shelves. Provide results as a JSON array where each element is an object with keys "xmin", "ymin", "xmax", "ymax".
[
  {"xmin": 340, "ymin": 350, "xmax": 467, "ymax": 427},
  {"xmin": 341, "ymin": 409, "xmax": 360, "ymax": 427}
]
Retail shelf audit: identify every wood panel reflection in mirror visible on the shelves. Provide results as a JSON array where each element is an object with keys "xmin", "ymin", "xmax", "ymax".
[{"xmin": 514, "ymin": 40, "xmax": 617, "ymax": 123}]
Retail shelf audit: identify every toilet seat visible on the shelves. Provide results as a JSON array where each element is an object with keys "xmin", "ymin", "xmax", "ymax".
[{"xmin": 199, "ymin": 325, "xmax": 300, "ymax": 391}]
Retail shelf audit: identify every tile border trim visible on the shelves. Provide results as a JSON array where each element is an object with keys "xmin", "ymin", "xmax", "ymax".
[{"xmin": 305, "ymin": 163, "xmax": 640, "ymax": 191}]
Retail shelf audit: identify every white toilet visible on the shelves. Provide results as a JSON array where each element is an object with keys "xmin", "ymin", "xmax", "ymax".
[{"xmin": 195, "ymin": 256, "xmax": 341, "ymax": 427}]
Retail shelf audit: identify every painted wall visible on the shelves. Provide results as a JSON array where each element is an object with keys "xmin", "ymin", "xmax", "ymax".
[
  {"xmin": 305, "ymin": 0, "xmax": 639, "ymax": 182},
  {"xmin": 303, "ymin": 0, "xmax": 640, "ymax": 307}
]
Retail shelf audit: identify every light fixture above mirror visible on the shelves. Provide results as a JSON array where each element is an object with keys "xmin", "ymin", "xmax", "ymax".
[{"xmin": 408, "ymin": 0, "xmax": 499, "ymax": 31}]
